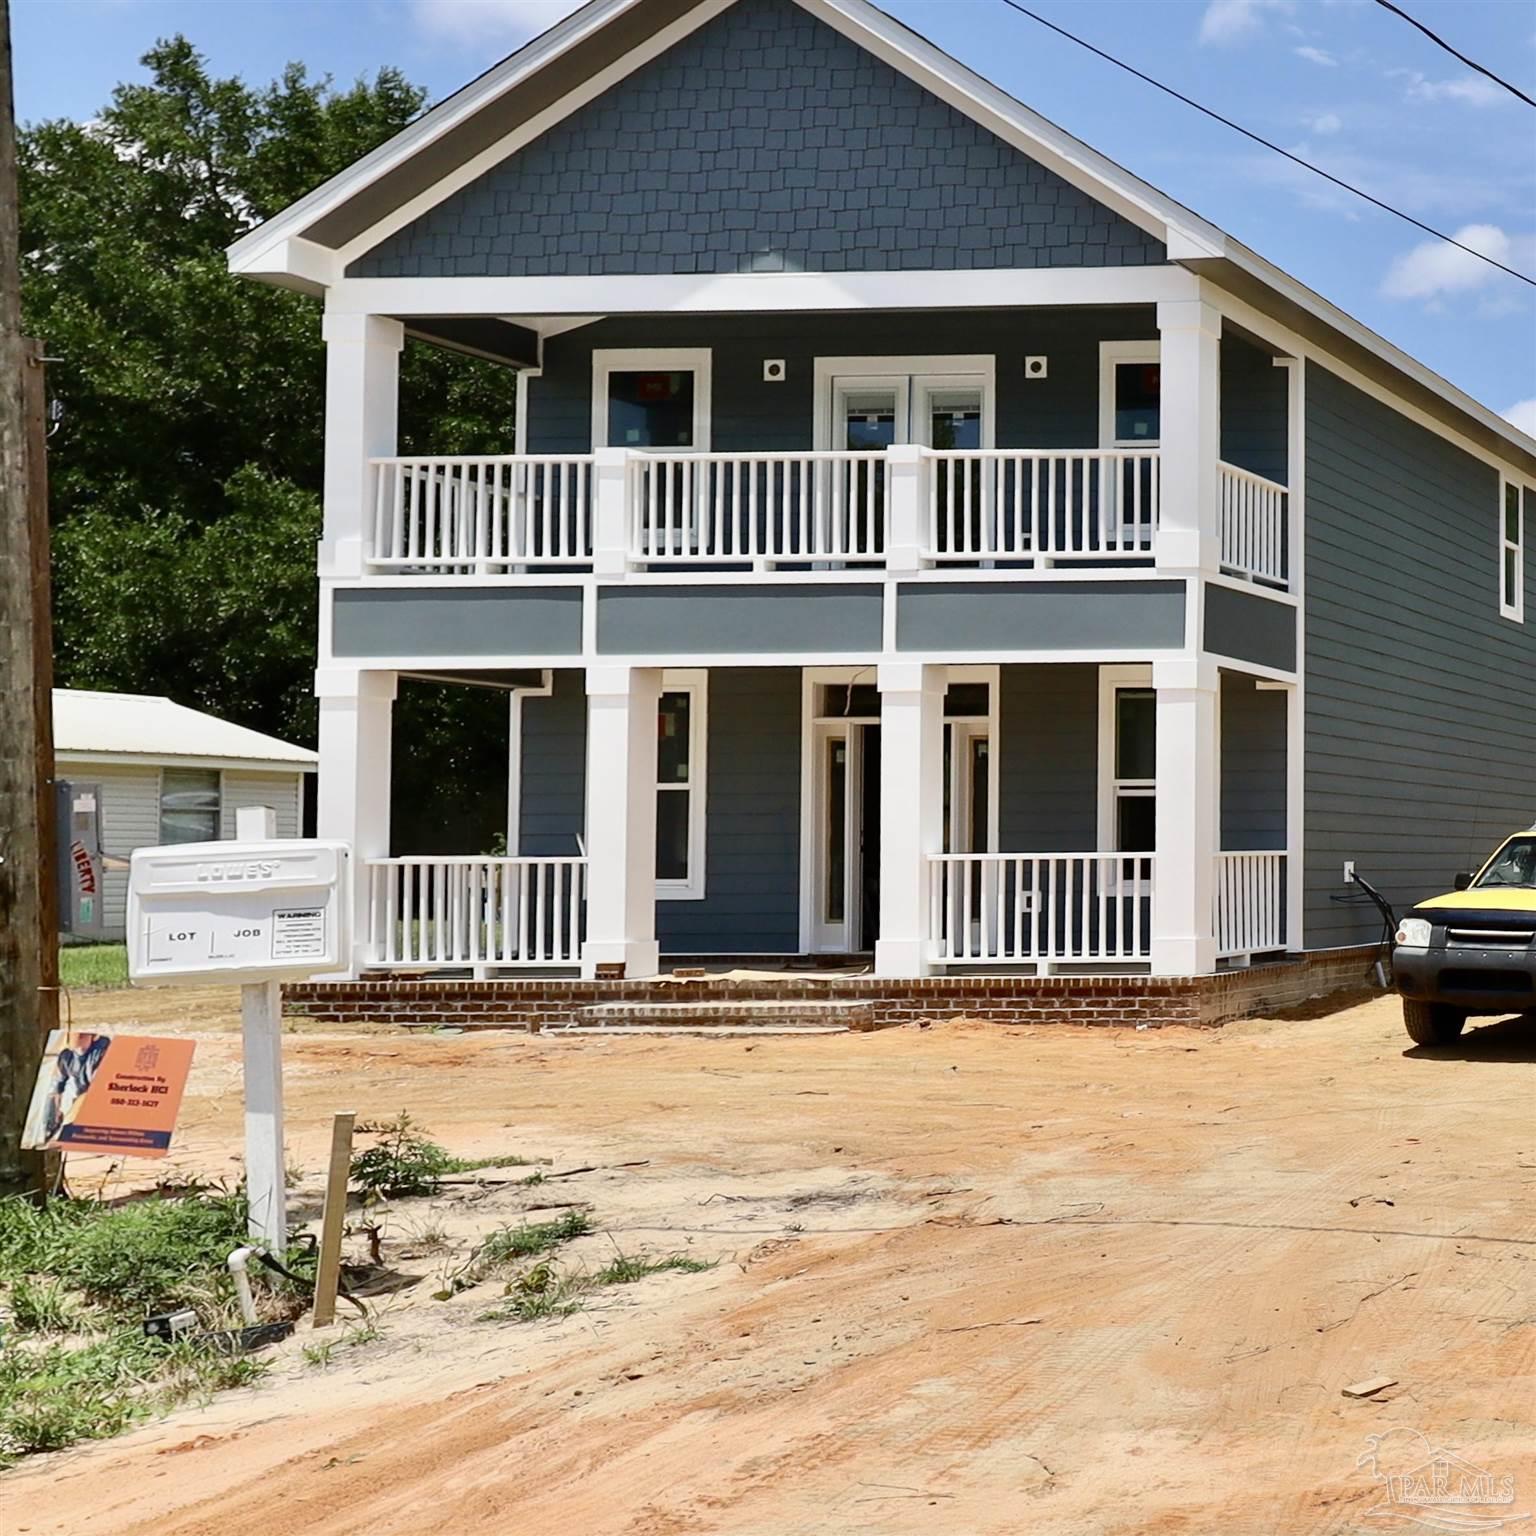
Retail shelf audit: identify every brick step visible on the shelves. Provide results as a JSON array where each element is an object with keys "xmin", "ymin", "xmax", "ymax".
[
  {"xmin": 542, "ymin": 1023, "xmax": 850, "ymax": 1038},
  {"xmin": 553, "ymin": 998, "xmax": 880, "ymax": 1033}
]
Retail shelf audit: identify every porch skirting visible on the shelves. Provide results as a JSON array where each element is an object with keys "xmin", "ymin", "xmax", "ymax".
[{"xmin": 284, "ymin": 946, "xmax": 1378, "ymax": 1032}]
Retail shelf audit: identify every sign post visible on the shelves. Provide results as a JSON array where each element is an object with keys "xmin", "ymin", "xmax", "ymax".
[
  {"xmin": 127, "ymin": 816, "xmax": 349, "ymax": 1252},
  {"xmin": 235, "ymin": 806, "xmax": 287, "ymax": 1249}
]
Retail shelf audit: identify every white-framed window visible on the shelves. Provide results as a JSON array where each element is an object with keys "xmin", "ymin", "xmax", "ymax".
[
  {"xmin": 1098, "ymin": 341, "xmax": 1161, "ymax": 448},
  {"xmin": 1097, "ymin": 664, "xmax": 1155, "ymax": 855},
  {"xmin": 592, "ymin": 348, "xmax": 711, "ymax": 451},
  {"xmin": 159, "ymin": 767, "xmax": 221, "ymax": 844},
  {"xmin": 656, "ymin": 669, "xmax": 707, "ymax": 900},
  {"xmin": 1500, "ymin": 477, "xmax": 1525, "ymax": 623}
]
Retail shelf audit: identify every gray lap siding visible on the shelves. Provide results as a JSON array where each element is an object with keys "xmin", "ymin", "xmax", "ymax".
[{"xmin": 1303, "ymin": 363, "xmax": 1536, "ymax": 948}]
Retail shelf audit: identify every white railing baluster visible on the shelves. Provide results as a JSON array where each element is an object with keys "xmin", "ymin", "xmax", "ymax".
[
  {"xmin": 1218, "ymin": 461, "xmax": 1289, "ymax": 588},
  {"xmin": 1213, "ymin": 851, "xmax": 1287, "ymax": 959}
]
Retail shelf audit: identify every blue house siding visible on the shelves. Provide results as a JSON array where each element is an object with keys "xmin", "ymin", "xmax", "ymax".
[
  {"xmin": 1304, "ymin": 364, "xmax": 1536, "ymax": 948},
  {"xmin": 1221, "ymin": 673, "xmax": 1286, "ymax": 851},
  {"xmin": 518, "ymin": 667, "xmax": 803, "ymax": 953},
  {"xmin": 1220, "ymin": 333, "xmax": 1288, "ymax": 485},
  {"xmin": 527, "ymin": 307, "xmax": 1162, "ymax": 454},
  {"xmin": 351, "ymin": 0, "xmax": 1165, "ymax": 279},
  {"xmin": 998, "ymin": 664, "xmax": 1098, "ymax": 852}
]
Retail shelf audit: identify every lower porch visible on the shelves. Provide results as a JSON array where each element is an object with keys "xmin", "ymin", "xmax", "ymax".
[{"xmin": 329, "ymin": 661, "xmax": 1296, "ymax": 981}]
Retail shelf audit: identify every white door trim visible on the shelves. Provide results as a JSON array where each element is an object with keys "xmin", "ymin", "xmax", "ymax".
[
  {"xmin": 1096, "ymin": 662, "xmax": 1154, "ymax": 851},
  {"xmin": 813, "ymin": 355, "xmax": 996, "ymax": 450}
]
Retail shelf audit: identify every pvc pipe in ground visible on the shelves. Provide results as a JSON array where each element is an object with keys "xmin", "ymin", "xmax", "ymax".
[{"xmin": 228, "ymin": 1246, "xmax": 262, "ymax": 1326}]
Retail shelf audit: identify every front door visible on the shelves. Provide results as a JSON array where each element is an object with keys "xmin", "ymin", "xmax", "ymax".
[
  {"xmin": 828, "ymin": 370, "xmax": 989, "ymax": 451},
  {"xmin": 811, "ymin": 710, "xmax": 882, "ymax": 954}
]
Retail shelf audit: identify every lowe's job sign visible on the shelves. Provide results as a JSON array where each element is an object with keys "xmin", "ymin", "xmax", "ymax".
[{"xmin": 128, "ymin": 839, "xmax": 349, "ymax": 986}]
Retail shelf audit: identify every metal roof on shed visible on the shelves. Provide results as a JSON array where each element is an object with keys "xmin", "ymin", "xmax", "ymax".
[{"xmin": 53, "ymin": 690, "xmax": 317, "ymax": 771}]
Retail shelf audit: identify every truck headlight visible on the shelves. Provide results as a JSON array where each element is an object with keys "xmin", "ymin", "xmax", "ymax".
[{"xmin": 1395, "ymin": 918, "xmax": 1432, "ymax": 949}]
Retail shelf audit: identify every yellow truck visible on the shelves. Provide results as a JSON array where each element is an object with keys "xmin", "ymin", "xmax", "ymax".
[{"xmin": 1392, "ymin": 828, "xmax": 1536, "ymax": 1044}]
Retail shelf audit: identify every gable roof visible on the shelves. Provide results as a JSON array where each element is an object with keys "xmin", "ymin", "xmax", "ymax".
[
  {"xmin": 54, "ymin": 690, "xmax": 317, "ymax": 772},
  {"xmin": 227, "ymin": 0, "xmax": 1536, "ymax": 475}
]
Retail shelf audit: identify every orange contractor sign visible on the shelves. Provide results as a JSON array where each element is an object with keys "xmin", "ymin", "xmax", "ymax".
[{"xmin": 21, "ymin": 1030, "xmax": 195, "ymax": 1157}]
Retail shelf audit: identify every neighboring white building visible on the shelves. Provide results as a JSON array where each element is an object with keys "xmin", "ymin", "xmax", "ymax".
[{"xmin": 54, "ymin": 689, "xmax": 317, "ymax": 940}]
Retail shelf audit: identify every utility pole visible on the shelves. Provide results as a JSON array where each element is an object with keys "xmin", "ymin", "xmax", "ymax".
[{"xmin": 0, "ymin": 0, "xmax": 59, "ymax": 1200}]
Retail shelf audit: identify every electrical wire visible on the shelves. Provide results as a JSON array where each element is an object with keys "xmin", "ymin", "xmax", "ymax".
[
  {"xmin": 1371, "ymin": 0, "xmax": 1536, "ymax": 111},
  {"xmin": 996, "ymin": 0, "xmax": 1536, "ymax": 289}
]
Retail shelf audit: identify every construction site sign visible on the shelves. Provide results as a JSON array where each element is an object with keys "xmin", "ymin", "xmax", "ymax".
[{"xmin": 20, "ymin": 1030, "xmax": 195, "ymax": 1157}]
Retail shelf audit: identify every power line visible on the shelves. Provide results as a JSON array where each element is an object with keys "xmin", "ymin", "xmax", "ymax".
[
  {"xmin": 1371, "ymin": 0, "xmax": 1536, "ymax": 111},
  {"xmin": 996, "ymin": 0, "xmax": 1536, "ymax": 289}
]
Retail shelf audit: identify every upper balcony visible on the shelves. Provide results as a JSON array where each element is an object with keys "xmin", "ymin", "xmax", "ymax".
[{"xmin": 362, "ymin": 446, "xmax": 1290, "ymax": 588}]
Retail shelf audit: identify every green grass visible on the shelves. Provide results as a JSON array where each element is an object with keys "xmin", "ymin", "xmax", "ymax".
[
  {"xmin": 0, "ymin": 1191, "xmax": 298, "ymax": 1466},
  {"xmin": 479, "ymin": 1243, "xmax": 715, "ymax": 1326},
  {"xmin": 59, "ymin": 943, "xmax": 129, "ymax": 989}
]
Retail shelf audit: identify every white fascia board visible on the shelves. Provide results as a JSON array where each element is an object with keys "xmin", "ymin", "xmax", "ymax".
[
  {"xmin": 802, "ymin": 0, "xmax": 1225, "ymax": 257},
  {"xmin": 1217, "ymin": 237, "xmax": 1536, "ymax": 470},
  {"xmin": 224, "ymin": 0, "xmax": 641, "ymax": 279},
  {"xmin": 229, "ymin": 235, "xmax": 343, "ymax": 291},
  {"xmin": 56, "ymin": 751, "xmax": 316, "ymax": 774},
  {"xmin": 326, "ymin": 266, "xmax": 1200, "ymax": 317}
]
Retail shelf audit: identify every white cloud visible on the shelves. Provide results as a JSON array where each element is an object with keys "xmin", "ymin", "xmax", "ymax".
[
  {"xmin": 412, "ymin": 0, "xmax": 583, "ymax": 45},
  {"xmin": 1504, "ymin": 400, "xmax": 1536, "ymax": 440},
  {"xmin": 1294, "ymin": 45, "xmax": 1338, "ymax": 67},
  {"xmin": 1304, "ymin": 110, "xmax": 1343, "ymax": 135},
  {"xmin": 1394, "ymin": 69, "xmax": 1507, "ymax": 108},
  {"xmin": 1381, "ymin": 224, "xmax": 1535, "ymax": 300},
  {"xmin": 1197, "ymin": 0, "xmax": 1293, "ymax": 46}
]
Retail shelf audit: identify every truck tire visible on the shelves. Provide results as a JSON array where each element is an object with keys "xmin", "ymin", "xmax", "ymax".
[{"xmin": 1402, "ymin": 999, "xmax": 1466, "ymax": 1046}]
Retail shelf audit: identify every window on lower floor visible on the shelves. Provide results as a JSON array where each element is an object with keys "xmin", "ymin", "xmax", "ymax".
[
  {"xmin": 1501, "ymin": 479, "xmax": 1524, "ymax": 623},
  {"xmin": 1113, "ymin": 687, "xmax": 1157, "ymax": 852},
  {"xmin": 656, "ymin": 674, "xmax": 707, "ymax": 899},
  {"xmin": 159, "ymin": 767, "xmax": 220, "ymax": 844}
]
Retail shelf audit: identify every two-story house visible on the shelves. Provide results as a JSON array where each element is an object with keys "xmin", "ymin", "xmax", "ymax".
[{"xmin": 230, "ymin": 0, "xmax": 1536, "ymax": 1029}]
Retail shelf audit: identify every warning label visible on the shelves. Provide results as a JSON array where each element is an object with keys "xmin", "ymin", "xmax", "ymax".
[{"xmin": 271, "ymin": 908, "xmax": 326, "ymax": 960}]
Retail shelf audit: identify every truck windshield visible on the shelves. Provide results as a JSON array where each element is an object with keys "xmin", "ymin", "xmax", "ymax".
[{"xmin": 1475, "ymin": 837, "xmax": 1536, "ymax": 888}]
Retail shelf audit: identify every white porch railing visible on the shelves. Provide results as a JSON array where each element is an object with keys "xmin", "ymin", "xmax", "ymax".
[
  {"xmin": 628, "ymin": 450, "xmax": 887, "ymax": 566},
  {"xmin": 928, "ymin": 853, "xmax": 1154, "ymax": 966},
  {"xmin": 1218, "ymin": 462, "xmax": 1288, "ymax": 588},
  {"xmin": 370, "ymin": 456, "xmax": 594, "ymax": 570},
  {"xmin": 921, "ymin": 449, "xmax": 1159, "ymax": 562},
  {"xmin": 366, "ymin": 857, "xmax": 586, "ymax": 969},
  {"xmin": 1214, "ymin": 851, "xmax": 1287, "ymax": 959}
]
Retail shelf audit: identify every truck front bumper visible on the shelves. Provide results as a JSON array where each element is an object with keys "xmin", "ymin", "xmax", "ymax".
[{"xmin": 1394, "ymin": 944, "xmax": 1536, "ymax": 1014}]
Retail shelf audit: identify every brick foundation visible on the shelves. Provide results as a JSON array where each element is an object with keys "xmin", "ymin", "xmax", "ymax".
[{"xmin": 283, "ymin": 946, "xmax": 1383, "ymax": 1032}]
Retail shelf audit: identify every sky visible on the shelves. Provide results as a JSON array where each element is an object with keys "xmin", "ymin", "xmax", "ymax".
[{"xmin": 13, "ymin": 0, "xmax": 1536, "ymax": 431}]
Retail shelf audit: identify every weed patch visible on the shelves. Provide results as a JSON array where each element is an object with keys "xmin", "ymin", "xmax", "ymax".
[{"xmin": 58, "ymin": 944, "xmax": 129, "ymax": 990}]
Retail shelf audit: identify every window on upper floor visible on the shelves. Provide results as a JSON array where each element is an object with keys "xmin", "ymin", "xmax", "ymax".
[{"xmin": 1500, "ymin": 479, "xmax": 1524, "ymax": 624}]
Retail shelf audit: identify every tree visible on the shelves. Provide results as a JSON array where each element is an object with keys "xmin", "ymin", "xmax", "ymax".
[{"xmin": 21, "ymin": 39, "xmax": 519, "ymax": 849}]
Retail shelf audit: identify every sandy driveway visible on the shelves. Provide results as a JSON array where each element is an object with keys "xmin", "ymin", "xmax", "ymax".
[{"xmin": 7, "ymin": 988, "xmax": 1534, "ymax": 1536}]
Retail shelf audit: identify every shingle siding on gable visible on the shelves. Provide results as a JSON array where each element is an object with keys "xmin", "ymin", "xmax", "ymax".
[{"xmin": 350, "ymin": 0, "xmax": 1166, "ymax": 279}]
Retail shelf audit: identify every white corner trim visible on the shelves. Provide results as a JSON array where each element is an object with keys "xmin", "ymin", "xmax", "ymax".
[{"xmin": 592, "ymin": 347, "xmax": 713, "ymax": 451}]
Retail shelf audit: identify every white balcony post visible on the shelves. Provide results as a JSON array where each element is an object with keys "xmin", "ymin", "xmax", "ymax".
[
  {"xmin": 885, "ymin": 443, "xmax": 925, "ymax": 573},
  {"xmin": 874, "ymin": 661, "xmax": 945, "ymax": 977},
  {"xmin": 592, "ymin": 447, "xmax": 631, "ymax": 576},
  {"xmin": 315, "ymin": 668, "xmax": 396, "ymax": 976},
  {"xmin": 321, "ymin": 313, "xmax": 403, "ymax": 578},
  {"xmin": 1155, "ymin": 297, "xmax": 1222, "ymax": 574},
  {"xmin": 1150, "ymin": 656, "xmax": 1219, "ymax": 976},
  {"xmin": 581, "ymin": 665, "xmax": 661, "ymax": 979}
]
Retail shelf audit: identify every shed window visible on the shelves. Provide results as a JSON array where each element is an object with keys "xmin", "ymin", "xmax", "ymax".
[
  {"xmin": 160, "ymin": 768, "xmax": 220, "ymax": 844},
  {"xmin": 1500, "ymin": 480, "xmax": 1524, "ymax": 623}
]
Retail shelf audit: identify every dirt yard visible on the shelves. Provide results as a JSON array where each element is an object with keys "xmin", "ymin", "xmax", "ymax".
[{"xmin": 7, "ymin": 988, "xmax": 1534, "ymax": 1536}]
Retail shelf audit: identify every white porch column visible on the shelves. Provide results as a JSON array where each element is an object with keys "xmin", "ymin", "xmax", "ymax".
[
  {"xmin": 591, "ymin": 447, "xmax": 631, "ymax": 576},
  {"xmin": 315, "ymin": 667, "xmax": 396, "ymax": 977},
  {"xmin": 874, "ymin": 661, "xmax": 945, "ymax": 978},
  {"xmin": 1151, "ymin": 656, "xmax": 1219, "ymax": 976},
  {"xmin": 581, "ymin": 665, "xmax": 662, "ymax": 979},
  {"xmin": 884, "ymin": 443, "xmax": 925, "ymax": 574},
  {"xmin": 1155, "ymin": 297, "xmax": 1222, "ymax": 574},
  {"xmin": 321, "ymin": 312, "xmax": 403, "ymax": 578}
]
